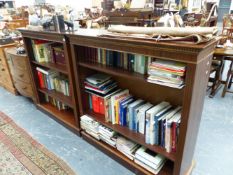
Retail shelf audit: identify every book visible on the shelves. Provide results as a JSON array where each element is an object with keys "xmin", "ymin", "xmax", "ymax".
[
  {"xmin": 134, "ymin": 158, "xmax": 165, "ymax": 175},
  {"xmin": 145, "ymin": 101, "xmax": 170, "ymax": 145},
  {"xmin": 86, "ymin": 74, "xmax": 111, "ymax": 85},
  {"xmin": 137, "ymin": 103, "xmax": 153, "ymax": 134},
  {"xmin": 110, "ymin": 90, "xmax": 129, "ymax": 124},
  {"xmin": 128, "ymin": 99, "xmax": 145, "ymax": 131},
  {"xmin": 119, "ymin": 96, "xmax": 134, "ymax": 126},
  {"xmin": 158, "ymin": 106, "xmax": 181, "ymax": 147}
]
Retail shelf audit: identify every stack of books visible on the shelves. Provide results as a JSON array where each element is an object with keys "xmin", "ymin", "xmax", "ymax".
[
  {"xmin": 116, "ymin": 136, "xmax": 140, "ymax": 160},
  {"xmin": 135, "ymin": 147, "xmax": 166, "ymax": 174},
  {"xmin": 80, "ymin": 114, "xmax": 167, "ymax": 174},
  {"xmin": 99, "ymin": 125, "xmax": 117, "ymax": 148},
  {"xmin": 147, "ymin": 59, "xmax": 186, "ymax": 88},
  {"xmin": 86, "ymin": 73, "xmax": 182, "ymax": 153},
  {"xmin": 45, "ymin": 95, "xmax": 69, "ymax": 111},
  {"xmin": 80, "ymin": 115, "xmax": 100, "ymax": 140},
  {"xmin": 81, "ymin": 46, "xmax": 148, "ymax": 74},
  {"xmin": 36, "ymin": 67, "xmax": 70, "ymax": 96}
]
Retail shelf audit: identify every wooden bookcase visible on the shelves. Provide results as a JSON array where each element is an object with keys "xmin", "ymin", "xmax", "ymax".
[
  {"xmin": 20, "ymin": 29, "xmax": 217, "ymax": 175},
  {"xmin": 68, "ymin": 29, "xmax": 217, "ymax": 175},
  {"xmin": 19, "ymin": 30, "xmax": 80, "ymax": 135}
]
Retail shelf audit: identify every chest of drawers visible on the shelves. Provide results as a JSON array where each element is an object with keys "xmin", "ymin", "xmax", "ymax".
[
  {"xmin": 5, "ymin": 47, "xmax": 34, "ymax": 99},
  {"xmin": 0, "ymin": 44, "xmax": 17, "ymax": 94}
]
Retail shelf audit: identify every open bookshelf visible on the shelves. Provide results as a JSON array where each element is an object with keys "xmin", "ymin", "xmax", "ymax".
[
  {"xmin": 20, "ymin": 30, "xmax": 80, "ymax": 135},
  {"xmin": 20, "ymin": 28, "xmax": 217, "ymax": 175},
  {"xmin": 69, "ymin": 30, "xmax": 217, "ymax": 175}
]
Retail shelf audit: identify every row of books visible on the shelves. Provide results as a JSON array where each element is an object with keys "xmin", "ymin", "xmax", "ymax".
[
  {"xmin": 45, "ymin": 94, "xmax": 69, "ymax": 111},
  {"xmin": 85, "ymin": 73, "xmax": 181, "ymax": 153},
  {"xmin": 37, "ymin": 67, "xmax": 70, "ymax": 96},
  {"xmin": 32, "ymin": 39, "xmax": 65, "ymax": 65},
  {"xmin": 80, "ymin": 115, "xmax": 166, "ymax": 174},
  {"xmin": 79, "ymin": 46, "xmax": 148, "ymax": 74},
  {"xmin": 147, "ymin": 59, "xmax": 186, "ymax": 89}
]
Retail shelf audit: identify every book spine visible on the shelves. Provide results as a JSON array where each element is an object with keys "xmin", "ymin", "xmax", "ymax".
[
  {"xmin": 145, "ymin": 117, "xmax": 150, "ymax": 144},
  {"xmin": 171, "ymin": 122, "xmax": 177, "ymax": 152},
  {"xmin": 99, "ymin": 97, "xmax": 105, "ymax": 115}
]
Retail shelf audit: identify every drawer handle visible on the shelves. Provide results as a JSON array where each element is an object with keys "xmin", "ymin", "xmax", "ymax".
[
  {"xmin": 1, "ymin": 68, "xmax": 5, "ymax": 71},
  {"xmin": 22, "ymin": 87, "xmax": 27, "ymax": 90},
  {"xmin": 19, "ymin": 74, "xmax": 24, "ymax": 77}
]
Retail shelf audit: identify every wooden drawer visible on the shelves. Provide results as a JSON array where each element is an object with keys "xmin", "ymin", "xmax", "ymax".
[
  {"xmin": 5, "ymin": 53, "xmax": 28, "ymax": 70},
  {"xmin": 14, "ymin": 80, "xmax": 33, "ymax": 97},
  {"xmin": 12, "ymin": 68, "xmax": 30, "ymax": 83},
  {"xmin": 0, "ymin": 70, "xmax": 13, "ymax": 87}
]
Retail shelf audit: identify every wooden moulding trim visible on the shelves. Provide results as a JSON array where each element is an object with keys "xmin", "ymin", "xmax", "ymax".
[
  {"xmin": 69, "ymin": 36, "xmax": 199, "ymax": 64},
  {"xmin": 19, "ymin": 30, "xmax": 65, "ymax": 43}
]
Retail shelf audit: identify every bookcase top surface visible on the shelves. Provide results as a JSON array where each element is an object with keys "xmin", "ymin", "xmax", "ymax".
[{"xmin": 19, "ymin": 28, "xmax": 218, "ymax": 63}]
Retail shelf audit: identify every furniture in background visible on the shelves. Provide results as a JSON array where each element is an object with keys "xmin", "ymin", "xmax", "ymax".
[
  {"xmin": 210, "ymin": 48, "xmax": 233, "ymax": 98},
  {"xmin": 5, "ymin": 47, "xmax": 34, "ymax": 99},
  {"xmin": 222, "ymin": 59, "xmax": 233, "ymax": 97},
  {"xmin": 0, "ymin": 43, "xmax": 17, "ymax": 94},
  {"xmin": 20, "ymin": 28, "xmax": 217, "ymax": 175},
  {"xmin": 103, "ymin": 9, "xmax": 154, "ymax": 27}
]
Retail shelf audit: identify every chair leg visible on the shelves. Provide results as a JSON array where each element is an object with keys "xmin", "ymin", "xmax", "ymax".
[
  {"xmin": 228, "ymin": 74, "xmax": 233, "ymax": 89},
  {"xmin": 222, "ymin": 62, "xmax": 233, "ymax": 97}
]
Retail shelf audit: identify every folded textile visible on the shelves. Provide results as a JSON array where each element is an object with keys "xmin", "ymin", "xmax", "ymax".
[{"xmin": 108, "ymin": 25, "xmax": 218, "ymax": 36}]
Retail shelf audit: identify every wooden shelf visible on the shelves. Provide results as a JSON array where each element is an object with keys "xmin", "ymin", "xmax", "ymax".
[
  {"xmin": 79, "ymin": 61, "xmax": 147, "ymax": 81},
  {"xmin": 79, "ymin": 61, "xmax": 184, "ymax": 90},
  {"xmin": 82, "ymin": 131, "xmax": 173, "ymax": 175},
  {"xmin": 85, "ymin": 110, "xmax": 176, "ymax": 162},
  {"xmin": 38, "ymin": 88, "xmax": 73, "ymax": 108},
  {"xmin": 37, "ymin": 103, "xmax": 78, "ymax": 132},
  {"xmin": 32, "ymin": 61, "xmax": 68, "ymax": 74}
]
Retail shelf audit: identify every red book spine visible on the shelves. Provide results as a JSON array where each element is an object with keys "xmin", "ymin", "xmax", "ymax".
[
  {"xmin": 37, "ymin": 71, "xmax": 44, "ymax": 88},
  {"xmin": 99, "ymin": 97, "xmax": 105, "ymax": 115},
  {"xmin": 171, "ymin": 122, "xmax": 177, "ymax": 152},
  {"xmin": 92, "ymin": 95, "xmax": 100, "ymax": 113}
]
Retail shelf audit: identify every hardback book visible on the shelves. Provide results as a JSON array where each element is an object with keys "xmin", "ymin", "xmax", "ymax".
[
  {"xmin": 137, "ymin": 103, "xmax": 153, "ymax": 134},
  {"xmin": 110, "ymin": 90, "xmax": 129, "ymax": 124},
  {"xmin": 145, "ymin": 101, "xmax": 170, "ymax": 145},
  {"xmin": 134, "ymin": 158, "xmax": 166, "ymax": 175},
  {"xmin": 151, "ymin": 105, "xmax": 173, "ymax": 145},
  {"xmin": 165, "ymin": 110, "xmax": 181, "ymax": 153},
  {"xmin": 86, "ymin": 74, "xmax": 111, "ymax": 86},
  {"xmin": 119, "ymin": 96, "xmax": 134, "ymax": 126},
  {"xmin": 128, "ymin": 99, "xmax": 145, "ymax": 131},
  {"xmin": 135, "ymin": 147, "xmax": 166, "ymax": 167},
  {"xmin": 158, "ymin": 106, "xmax": 181, "ymax": 147},
  {"xmin": 114, "ymin": 94, "xmax": 130, "ymax": 124}
]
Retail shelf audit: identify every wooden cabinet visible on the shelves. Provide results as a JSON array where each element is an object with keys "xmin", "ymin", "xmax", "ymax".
[
  {"xmin": 0, "ymin": 43, "xmax": 17, "ymax": 94},
  {"xmin": 4, "ymin": 47, "xmax": 34, "ymax": 99}
]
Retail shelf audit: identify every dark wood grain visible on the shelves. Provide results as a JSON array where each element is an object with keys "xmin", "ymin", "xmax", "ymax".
[
  {"xmin": 82, "ymin": 131, "xmax": 174, "ymax": 175},
  {"xmin": 38, "ymin": 88, "xmax": 73, "ymax": 107},
  {"xmin": 31, "ymin": 61, "xmax": 68, "ymax": 74}
]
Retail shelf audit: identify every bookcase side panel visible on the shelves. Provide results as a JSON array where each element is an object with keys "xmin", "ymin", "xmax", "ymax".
[
  {"xmin": 174, "ymin": 52, "xmax": 213, "ymax": 175},
  {"xmin": 63, "ymin": 37, "xmax": 80, "ymax": 128},
  {"xmin": 22, "ymin": 37, "xmax": 41, "ymax": 104}
]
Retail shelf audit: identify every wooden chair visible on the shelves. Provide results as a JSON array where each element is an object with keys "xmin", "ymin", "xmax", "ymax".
[
  {"xmin": 208, "ymin": 58, "xmax": 224, "ymax": 98},
  {"xmin": 222, "ymin": 58, "xmax": 233, "ymax": 97}
]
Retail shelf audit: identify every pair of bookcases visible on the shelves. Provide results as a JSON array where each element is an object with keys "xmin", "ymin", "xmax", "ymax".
[{"xmin": 20, "ymin": 28, "xmax": 217, "ymax": 175}]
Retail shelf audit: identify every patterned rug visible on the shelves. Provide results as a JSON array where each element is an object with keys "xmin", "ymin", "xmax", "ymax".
[{"xmin": 0, "ymin": 111, "xmax": 75, "ymax": 175}]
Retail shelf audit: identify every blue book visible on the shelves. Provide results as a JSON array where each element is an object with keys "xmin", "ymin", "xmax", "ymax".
[
  {"xmin": 89, "ymin": 94, "xmax": 93, "ymax": 110},
  {"xmin": 128, "ymin": 99, "xmax": 144, "ymax": 131},
  {"xmin": 120, "ymin": 97, "xmax": 134, "ymax": 126},
  {"xmin": 152, "ymin": 105, "xmax": 173, "ymax": 145}
]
